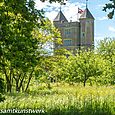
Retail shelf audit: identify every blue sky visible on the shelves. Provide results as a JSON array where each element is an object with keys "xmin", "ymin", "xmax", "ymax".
[{"xmin": 35, "ymin": 0, "xmax": 115, "ymax": 46}]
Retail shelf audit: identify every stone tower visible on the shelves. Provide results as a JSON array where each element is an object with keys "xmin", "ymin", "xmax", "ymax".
[{"xmin": 79, "ymin": 8, "xmax": 94, "ymax": 49}]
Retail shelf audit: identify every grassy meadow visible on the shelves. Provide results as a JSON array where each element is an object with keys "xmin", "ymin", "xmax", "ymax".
[{"xmin": 0, "ymin": 83, "xmax": 114, "ymax": 115}]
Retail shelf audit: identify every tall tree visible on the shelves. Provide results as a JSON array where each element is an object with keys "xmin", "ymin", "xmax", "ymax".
[
  {"xmin": 72, "ymin": 51, "xmax": 104, "ymax": 86},
  {"xmin": 0, "ymin": 0, "xmax": 61, "ymax": 92}
]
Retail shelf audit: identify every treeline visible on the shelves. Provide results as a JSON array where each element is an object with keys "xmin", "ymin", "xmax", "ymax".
[{"xmin": 37, "ymin": 38, "xmax": 115, "ymax": 88}]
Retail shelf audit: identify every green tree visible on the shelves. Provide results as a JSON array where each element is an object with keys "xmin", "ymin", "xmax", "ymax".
[
  {"xmin": 0, "ymin": 1, "xmax": 61, "ymax": 92},
  {"xmin": 0, "ymin": 0, "xmax": 44, "ymax": 92},
  {"xmin": 97, "ymin": 38, "xmax": 115, "ymax": 85},
  {"xmin": 103, "ymin": 0, "xmax": 115, "ymax": 19},
  {"xmin": 97, "ymin": 38, "xmax": 115, "ymax": 61},
  {"xmin": 35, "ymin": 48, "xmax": 71, "ymax": 87},
  {"xmin": 50, "ymin": 49, "xmax": 72, "ymax": 83},
  {"xmin": 72, "ymin": 51, "xmax": 104, "ymax": 86}
]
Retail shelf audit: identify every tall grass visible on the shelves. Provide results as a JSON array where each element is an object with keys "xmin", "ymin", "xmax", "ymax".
[{"xmin": 0, "ymin": 83, "xmax": 114, "ymax": 115}]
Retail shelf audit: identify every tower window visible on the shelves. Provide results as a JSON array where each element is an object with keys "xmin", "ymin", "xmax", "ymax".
[
  {"xmin": 63, "ymin": 40, "xmax": 72, "ymax": 46},
  {"xmin": 82, "ymin": 33, "xmax": 85, "ymax": 38},
  {"xmin": 61, "ymin": 20, "xmax": 64, "ymax": 23},
  {"xmin": 65, "ymin": 29, "xmax": 71, "ymax": 38}
]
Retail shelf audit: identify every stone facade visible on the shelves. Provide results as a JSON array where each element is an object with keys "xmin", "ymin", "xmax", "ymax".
[{"xmin": 53, "ymin": 8, "xmax": 94, "ymax": 51}]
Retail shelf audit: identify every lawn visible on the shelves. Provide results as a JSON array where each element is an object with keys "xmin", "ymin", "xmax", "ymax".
[{"xmin": 0, "ymin": 83, "xmax": 115, "ymax": 115}]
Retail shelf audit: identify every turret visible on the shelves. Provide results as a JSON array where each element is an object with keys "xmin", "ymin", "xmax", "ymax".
[
  {"xmin": 53, "ymin": 10, "xmax": 68, "ymax": 49},
  {"xmin": 53, "ymin": 10, "xmax": 68, "ymax": 23},
  {"xmin": 79, "ymin": 8, "xmax": 94, "ymax": 49}
]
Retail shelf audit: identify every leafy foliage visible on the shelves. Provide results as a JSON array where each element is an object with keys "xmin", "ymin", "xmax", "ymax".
[
  {"xmin": 97, "ymin": 38, "xmax": 115, "ymax": 84},
  {"xmin": 37, "ymin": 46, "xmax": 114, "ymax": 87},
  {"xmin": 0, "ymin": 0, "xmax": 61, "ymax": 92},
  {"xmin": 103, "ymin": 0, "xmax": 115, "ymax": 19},
  {"xmin": 71, "ymin": 51, "xmax": 104, "ymax": 86}
]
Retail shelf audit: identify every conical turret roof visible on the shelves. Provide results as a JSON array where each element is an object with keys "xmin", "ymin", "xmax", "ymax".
[
  {"xmin": 80, "ymin": 8, "xmax": 94, "ymax": 19},
  {"xmin": 53, "ymin": 10, "xmax": 68, "ymax": 22}
]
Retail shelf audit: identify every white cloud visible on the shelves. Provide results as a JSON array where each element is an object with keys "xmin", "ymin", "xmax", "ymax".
[
  {"xmin": 97, "ymin": 16, "xmax": 108, "ymax": 21},
  {"xmin": 62, "ymin": 2, "xmax": 85, "ymax": 21},
  {"xmin": 95, "ymin": 34, "xmax": 105, "ymax": 42},
  {"xmin": 35, "ymin": 0, "xmax": 49, "ymax": 10},
  {"xmin": 95, "ymin": 35, "xmax": 104, "ymax": 40},
  {"xmin": 108, "ymin": 26, "xmax": 115, "ymax": 33},
  {"xmin": 98, "ymin": 4, "xmax": 105, "ymax": 8},
  {"xmin": 35, "ymin": 0, "xmax": 85, "ymax": 21}
]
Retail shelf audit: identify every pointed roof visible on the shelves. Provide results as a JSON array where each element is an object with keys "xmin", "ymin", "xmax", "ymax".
[
  {"xmin": 53, "ymin": 11, "xmax": 68, "ymax": 22},
  {"xmin": 80, "ymin": 8, "xmax": 94, "ymax": 19}
]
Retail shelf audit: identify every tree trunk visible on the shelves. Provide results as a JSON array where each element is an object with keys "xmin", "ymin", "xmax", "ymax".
[
  {"xmin": 83, "ymin": 75, "xmax": 87, "ymax": 87},
  {"xmin": 18, "ymin": 74, "xmax": 25, "ymax": 92},
  {"xmin": 3, "ymin": 68, "xmax": 12, "ymax": 92},
  {"xmin": 14, "ymin": 73, "xmax": 24, "ymax": 92},
  {"xmin": 25, "ymin": 70, "xmax": 34, "ymax": 92},
  {"xmin": 6, "ymin": 82, "xmax": 12, "ymax": 92},
  {"xmin": 16, "ymin": 80, "xmax": 20, "ymax": 92}
]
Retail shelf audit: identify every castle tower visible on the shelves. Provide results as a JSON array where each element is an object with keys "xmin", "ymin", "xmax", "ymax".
[
  {"xmin": 79, "ymin": 8, "xmax": 94, "ymax": 49},
  {"xmin": 53, "ymin": 10, "xmax": 68, "ymax": 49}
]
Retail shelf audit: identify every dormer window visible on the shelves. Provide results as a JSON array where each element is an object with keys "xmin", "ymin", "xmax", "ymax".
[{"xmin": 61, "ymin": 20, "xmax": 64, "ymax": 23}]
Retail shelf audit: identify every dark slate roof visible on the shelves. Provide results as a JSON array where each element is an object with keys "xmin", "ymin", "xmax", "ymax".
[
  {"xmin": 80, "ymin": 8, "xmax": 94, "ymax": 19},
  {"xmin": 53, "ymin": 11, "xmax": 68, "ymax": 22}
]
